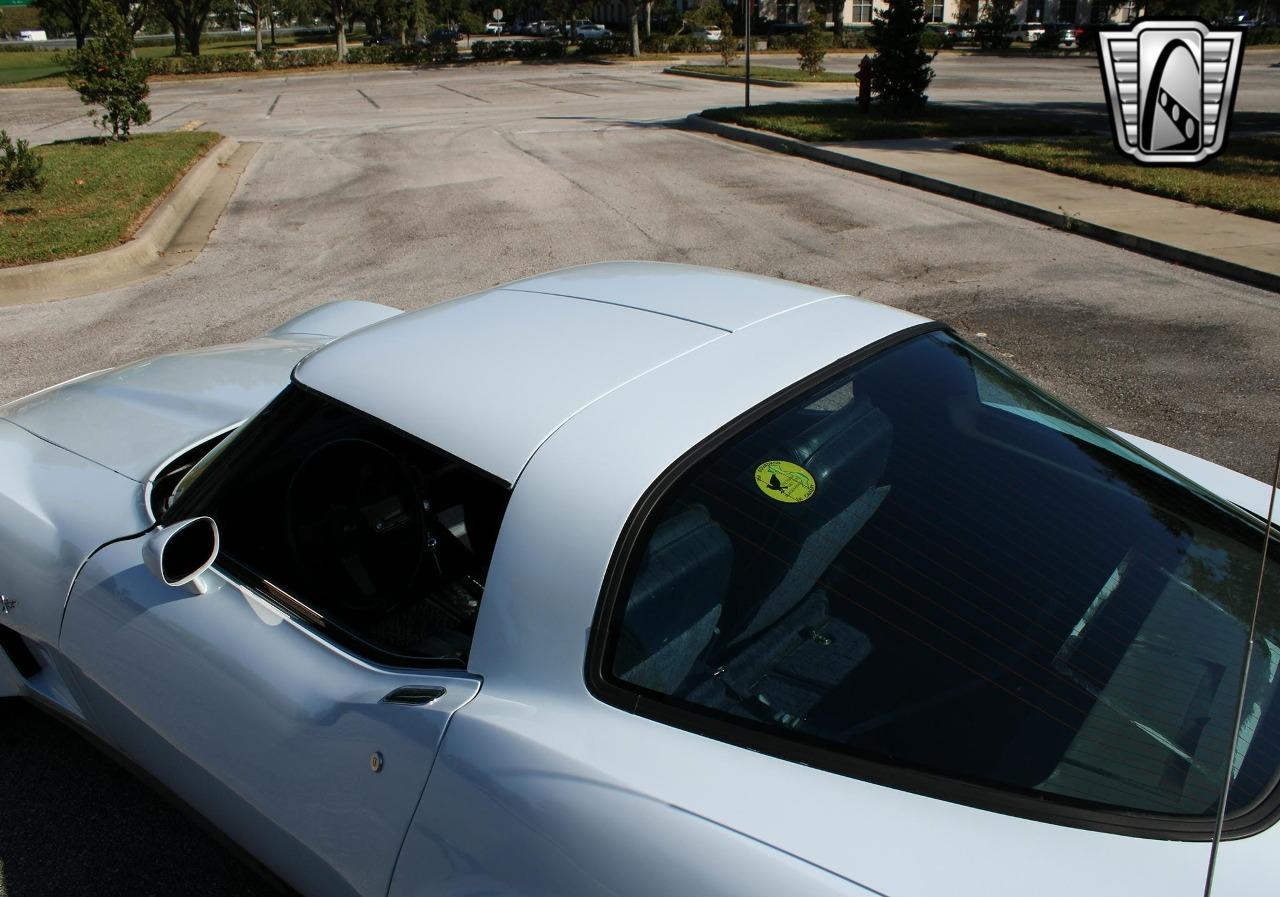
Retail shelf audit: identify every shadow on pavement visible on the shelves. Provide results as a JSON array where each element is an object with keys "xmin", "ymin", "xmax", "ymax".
[{"xmin": 0, "ymin": 700, "xmax": 275, "ymax": 897}]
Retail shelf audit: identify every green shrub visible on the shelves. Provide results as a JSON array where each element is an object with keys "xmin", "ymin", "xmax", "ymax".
[
  {"xmin": 797, "ymin": 13, "xmax": 827, "ymax": 75},
  {"xmin": 1247, "ymin": 26, "xmax": 1280, "ymax": 45},
  {"xmin": 263, "ymin": 47, "xmax": 341, "ymax": 68},
  {"xmin": 0, "ymin": 130, "xmax": 44, "ymax": 194},
  {"xmin": 668, "ymin": 33, "xmax": 711, "ymax": 52},
  {"xmin": 719, "ymin": 12, "xmax": 737, "ymax": 65},
  {"xmin": 343, "ymin": 44, "xmax": 395, "ymax": 63},
  {"xmin": 65, "ymin": 0, "xmax": 150, "ymax": 139},
  {"xmin": 919, "ymin": 28, "xmax": 950, "ymax": 49},
  {"xmin": 341, "ymin": 43, "xmax": 454, "ymax": 65},
  {"xmin": 146, "ymin": 52, "xmax": 260, "ymax": 74},
  {"xmin": 459, "ymin": 11, "xmax": 485, "ymax": 34},
  {"xmin": 506, "ymin": 38, "xmax": 562, "ymax": 58},
  {"xmin": 767, "ymin": 32, "xmax": 833, "ymax": 50},
  {"xmin": 837, "ymin": 29, "xmax": 871, "ymax": 49},
  {"xmin": 868, "ymin": 0, "xmax": 935, "ymax": 109},
  {"xmin": 976, "ymin": 0, "xmax": 1015, "ymax": 50},
  {"xmin": 577, "ymin": 35, "xmax": 630, "ymax": 55}
]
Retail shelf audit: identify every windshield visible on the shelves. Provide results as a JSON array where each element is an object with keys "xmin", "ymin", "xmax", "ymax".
[{"xmin": 605, "ymin": 331, "xmax": 1280, "ymax": 822}]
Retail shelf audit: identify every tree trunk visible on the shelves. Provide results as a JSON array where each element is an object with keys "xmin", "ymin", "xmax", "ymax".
[
  {"xmin": 831, "ymin": 0, "xmax": 843, "ymax": 37},
  {"xmin": 255, "ymin": 12, "xmax": 263, "ymax": 52},
  {"xmin": 628, "ymin": 0, "xmax": 639, "ymax": 55},
  {"xmin": 644, "ymin": 0, "xmax": 650, "ymax": 36},
  {"xmin": 333, "ymin": 0, "xmax": 347, "ymax": 58},
  {"xmin": 269, "ymin": 11, "xmax": 276, "ymax": 45},
  {"xmin": 184, "ymin": 20, "xmax": 201, "ymax": 54},
  {"xmin": 71, "ymin": 5, "xmax": 88, "ymax": 50}
]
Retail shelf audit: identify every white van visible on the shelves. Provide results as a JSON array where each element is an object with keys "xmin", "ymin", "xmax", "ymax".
[{"xmin": 19, "ymin": 30, "xmax": 49, "ymax": 41}]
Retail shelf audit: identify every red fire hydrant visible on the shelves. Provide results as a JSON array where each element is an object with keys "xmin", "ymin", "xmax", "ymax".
[{"xmin": 857, "ymin": 54, "xmax": 872, "ymax": 113}]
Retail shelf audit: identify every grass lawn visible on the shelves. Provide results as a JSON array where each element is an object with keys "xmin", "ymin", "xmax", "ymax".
[
  {"xmin": 0, "ymin": 36, "xmax": 327, "ymax": 85},
  {"xmin": 0, "ymin": 131, "xmax": 221, "ymax": 267},
  {"xmin": 0, "ymin": 52, "xmax": 69, "ymax": 85},
  {"xmin": 702, "ymin": 101, "xmax": 1082, "ymax": 141},
  {"xmin": 959, "ymin": 136, "xmax": 1280, "ymax": 223},
  {"xmin": 670, "ymin": 63, "xmax": 858, "ymax": 83}
]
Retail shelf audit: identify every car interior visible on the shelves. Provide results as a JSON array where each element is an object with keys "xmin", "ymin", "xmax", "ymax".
[
  {"xmin": 168, "ymin": 387, "xmax": 510, "ymax": 667},
  {"xmin": 612, "ymin": 332, "xmax": 1280, "ymax": 818}
]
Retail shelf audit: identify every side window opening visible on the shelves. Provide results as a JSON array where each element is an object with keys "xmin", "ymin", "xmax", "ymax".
[
  {"xmin": 167, "ymin": 386, "xmax": 509, "ymax": 667},
  {"xmin": 598, "ymin": 331, "xmax": 1280, "ymax": 833}
]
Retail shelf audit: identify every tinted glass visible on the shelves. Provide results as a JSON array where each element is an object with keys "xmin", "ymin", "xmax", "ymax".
[
  {"xmin": 168, "ymin": 386, "xmax": 510, "ymax": 666},
  {"xmin": 605, "ymin": 332, "xmax": 1280, "ymax": 820}
]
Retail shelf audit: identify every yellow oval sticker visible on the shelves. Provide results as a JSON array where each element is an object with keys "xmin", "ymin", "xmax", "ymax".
[{"xmin": 754, "ymin": 460, "xmax": 816, "ymax": 503}]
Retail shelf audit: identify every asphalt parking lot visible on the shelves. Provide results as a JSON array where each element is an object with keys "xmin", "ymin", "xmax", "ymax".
[{"xmin": 1, "ymin": 53, "xmax": 1279, "ymax": 896}]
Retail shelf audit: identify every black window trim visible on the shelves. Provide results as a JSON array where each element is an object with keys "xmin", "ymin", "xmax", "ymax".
[
  {"xmin": 584, "ymin": 321, "xmax": 1280, "ymax": 842},
  {"xmin": 163, "ymin": 379, "xmax": 513, "ymax": 672}
]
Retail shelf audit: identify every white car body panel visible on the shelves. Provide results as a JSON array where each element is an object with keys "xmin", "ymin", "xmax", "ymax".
[
  {"xmin": 503, "ymin": 260, "xmax": 839, "ymax": 331},
  {"xmin": 61, "ymin": 540, "xmax": 481, "ymax": 897},
  {"xmin": 1118, "ymin": 430, "xmax": 1277, "ymax": 524},
  {"xmin": 294, "ymin": 288, "xmax": 725, "ymax": 484},
  {"xmin": 427, "ymin": 288, "xmax": 1277, "ymax": 897},
  {"xmin": 1, "ymin": 268, "xmax": 1276, "ymax": 897},
  {"xmin": 0, "ymin": 302, "xmax": 397, "ymax": 687},
  {"xmin": 0, "ymin": 419, "xmax": 146, "ymax": 653}
]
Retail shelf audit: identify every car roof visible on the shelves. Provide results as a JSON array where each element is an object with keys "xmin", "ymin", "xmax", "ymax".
[{"xmin": 293, "ymin": 262, "xmax": 926, "ymax": 484}]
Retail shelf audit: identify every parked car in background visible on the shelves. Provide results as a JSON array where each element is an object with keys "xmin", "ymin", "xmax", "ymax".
[
  {"xmin": 532, "ymin": 20, "xmax": 562, "ymax": 36},
  {"xmin": 692, "ymin": 24, "xmax": 722, "ymax": 41},
  {"xmin": 1043, "ymin": 22, "xmax": 1077, "ymax": 47},
  {"xmin": 484, "ymin": 21, "xmax": 504, "ymax": 34},
  {"xmin": 573, "ymin": 20, "xmax": 610, "ymax": 39},
  {"xmin": 1007, "ymin": 22, "xmax": 1045, "ymax": 42},
  {"xmin": 17, "ymin": 30, "xmax": 48, "ymax": 41},
  {"xmin": 2, "ymin": 263, "xmax": 1279, "ymax": 897},
  {"xmin": 363, "ymin": 33, "xmax": 401, "ymax": 46}
]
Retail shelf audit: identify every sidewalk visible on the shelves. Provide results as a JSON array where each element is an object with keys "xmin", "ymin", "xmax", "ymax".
[{"xmin": 686, "ymin": 115, "xmax": 1280, "ymax": 293}]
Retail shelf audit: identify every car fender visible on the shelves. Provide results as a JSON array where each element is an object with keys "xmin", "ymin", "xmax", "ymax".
[{"xmin": 0, "ymin": 420, "xmax": 148, "ymax": 709}]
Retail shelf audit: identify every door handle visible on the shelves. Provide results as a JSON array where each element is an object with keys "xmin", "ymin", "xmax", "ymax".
[{"xmin": 381, "ymin": 685, "xmax": 446, "ymax": 705}]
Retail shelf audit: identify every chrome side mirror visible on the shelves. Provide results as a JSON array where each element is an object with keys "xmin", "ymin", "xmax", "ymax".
[{"xmin": 143, "ymin": 517, "xmax": 220, "ymax": 594}]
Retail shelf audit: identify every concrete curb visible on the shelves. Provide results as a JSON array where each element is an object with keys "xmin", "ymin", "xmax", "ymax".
[
  {"xmin": 0, "ymin": 136, "xmax": 241, "ymax": 306},
  {"xmin": 663, "ymin": 67, "xmax": 798, "ymax": 87},
  {"xmin": 684, "ymin": 114, "xmax": 1280, "ymax": 294}
]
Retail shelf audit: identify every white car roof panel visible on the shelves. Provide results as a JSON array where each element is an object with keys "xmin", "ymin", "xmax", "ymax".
[
  {"xmin": 502, "ymin": 261, "xmax": 840, "ymax": 331},
  {"xmin": 294, "ymin": 287, "xmax": 724, "ymax": 483}
]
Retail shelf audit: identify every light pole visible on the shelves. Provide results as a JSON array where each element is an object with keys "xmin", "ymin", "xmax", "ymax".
[{"xmin": 743, "ymin": 0, "xmax": 751, "ymax": 107}]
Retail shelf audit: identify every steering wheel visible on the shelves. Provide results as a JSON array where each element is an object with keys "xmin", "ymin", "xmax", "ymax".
[{"xmin": 284, "ymin": 438, "xmax": 426, "ymax": 615}]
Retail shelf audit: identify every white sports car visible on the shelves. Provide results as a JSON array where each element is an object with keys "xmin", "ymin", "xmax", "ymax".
[{"xmin": 1, "ymin": 263, "xmax": 1277, "ymax": 897}]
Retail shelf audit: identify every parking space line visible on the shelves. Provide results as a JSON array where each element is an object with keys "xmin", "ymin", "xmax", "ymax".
[
  {"xmin": 31, "ymin": 114, "xmax": 87, "ymax": 133},
  {"xmin": 152, "ymin": 102, "xmax": 196, "ymax": 124},
  {"xmin": 437, "ymin": 84, "xmax": 491, "ymax": 103},
  {"xmin": 357, "ymin": 89, "xmax": 381, "ymax": 109},
  {"xmin": 517, "ymin": 79, "xmax": 598, "ymax": 98},
  {"xmin": 266, "ymin": 94, "xmax": 282, "ymax": 117},
  {"xmin": 586, "ymin": 73, "xmax": 685, "ymax": 91}
]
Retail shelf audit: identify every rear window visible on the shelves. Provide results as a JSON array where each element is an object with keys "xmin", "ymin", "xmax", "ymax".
[{"xmin": 596, "ymin": 331, "xmax": 1280, "ymax": 832}]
